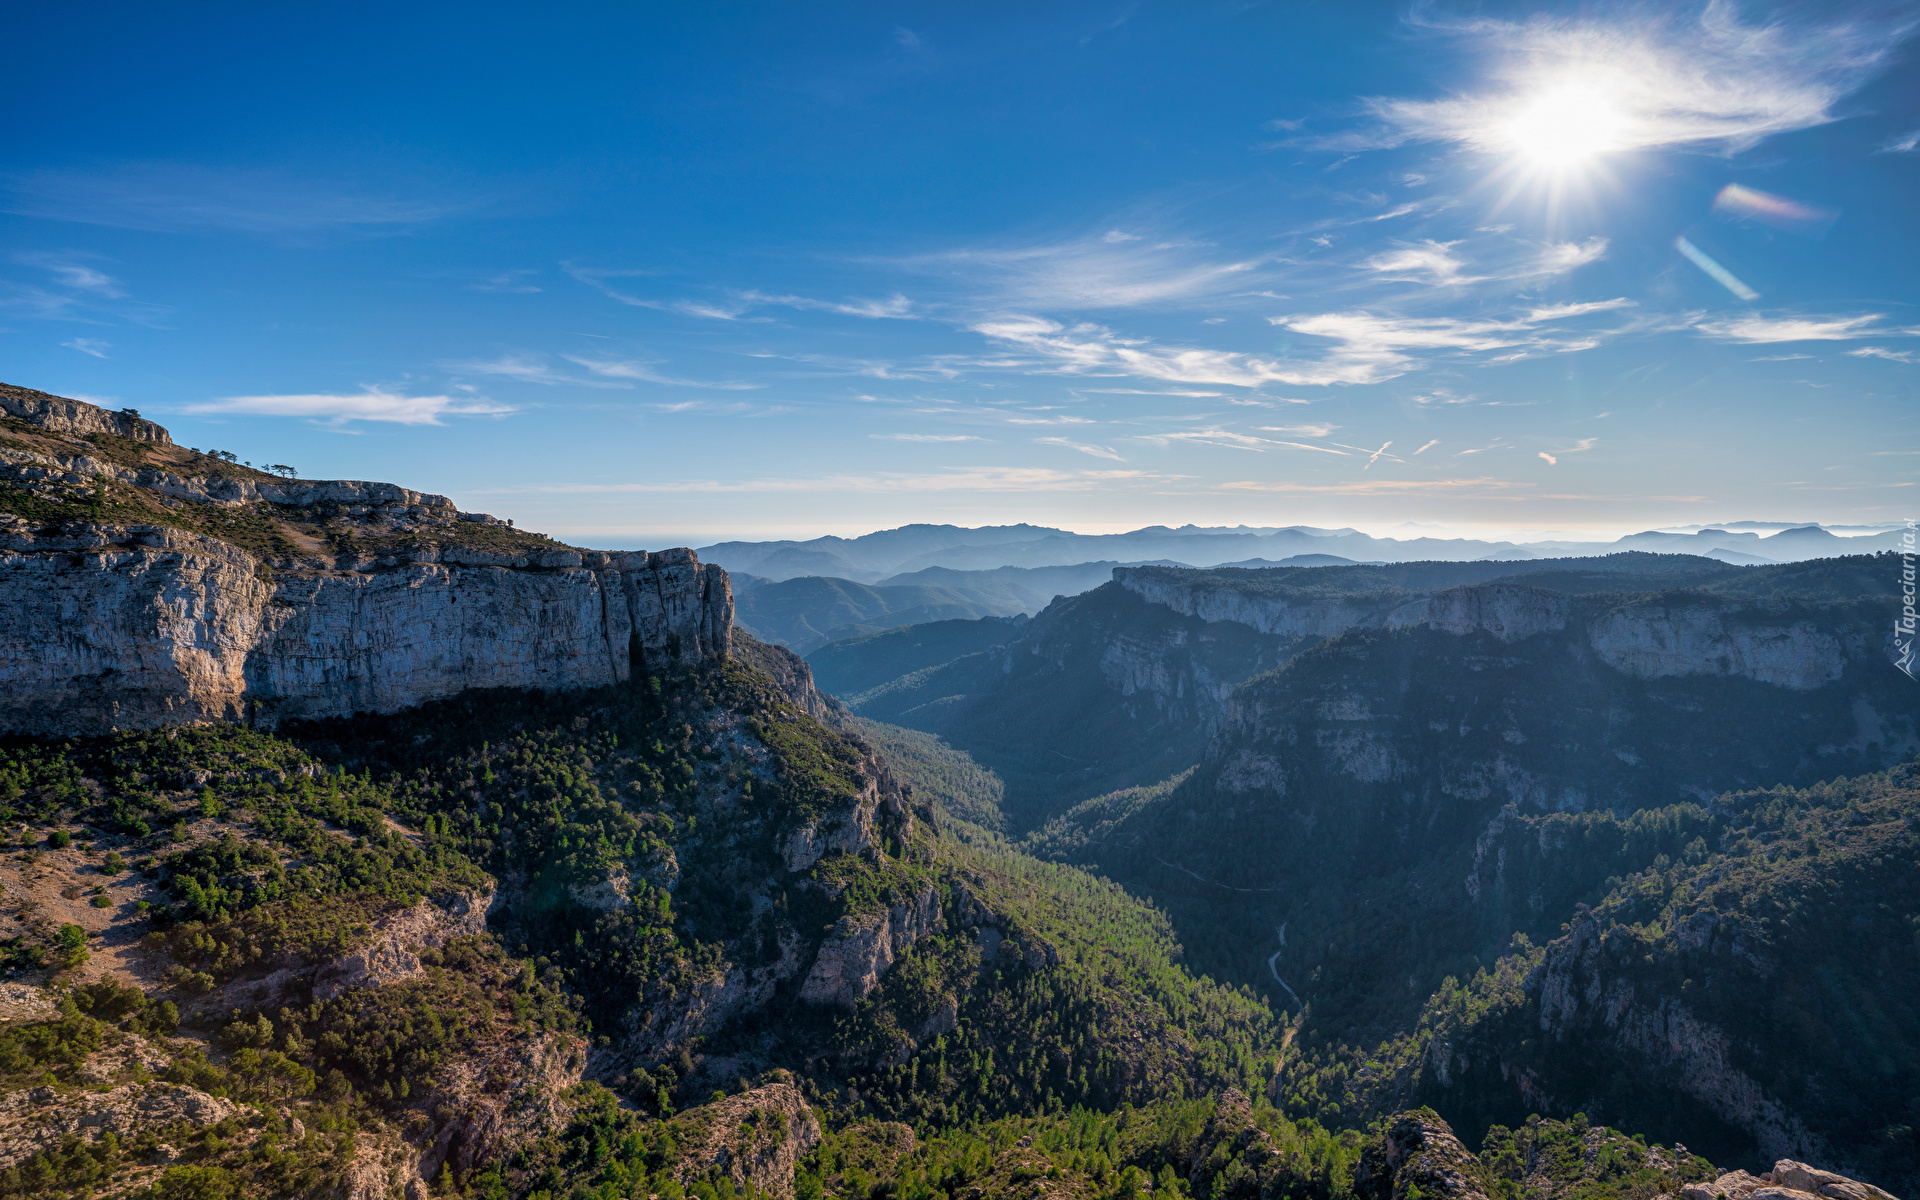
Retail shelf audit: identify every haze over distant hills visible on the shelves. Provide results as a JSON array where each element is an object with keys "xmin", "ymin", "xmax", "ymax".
[
  {"xmin": 699, "ymin": 520, "xmax": 1904, "ymax": 582},
  {"xmin": 710, "ymin": 521, "xmax": 1906, "ymax": 649}
]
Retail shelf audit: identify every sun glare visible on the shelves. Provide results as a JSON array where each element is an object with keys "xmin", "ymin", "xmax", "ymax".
[{"xmin": 1499, "ymin": 84, "xmax": 1634, "ymax": 169}]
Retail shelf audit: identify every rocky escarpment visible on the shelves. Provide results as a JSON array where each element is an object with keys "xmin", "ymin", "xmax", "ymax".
[
  {"xmin": 0, "ymin": 520, "xmax": 730, "ymax": 734},
  {"xmin": 1125, "ymin": 567, "xmax": 1874, "ymax": 692},
  {"xmin": 863, "ymin": 561, "xmax": 1895, "ymax": 827},
  {"xmin": 1115, "ymin": 566, "xmax": 1395, "ymax": 640},
  {"xmin": 1526, "ymin": 910, "xmax": 1820, "ymax": 1162},
  {"xmin": 0, "ymin": 387, "xmax": 733, "ymax": 736},
  {"xmin": 1198, "ymin": 584, "xmax": 1905, "ymax": 812}
]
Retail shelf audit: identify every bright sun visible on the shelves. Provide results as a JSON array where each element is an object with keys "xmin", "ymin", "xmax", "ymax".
[{"xmin": 1499, "ymin": 84, "xmax": 1634, "ymax": 168}]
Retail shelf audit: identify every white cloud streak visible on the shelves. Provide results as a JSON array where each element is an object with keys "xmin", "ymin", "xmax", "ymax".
[
  {"xmin": 1696, "ymin": 313, "xmax": 1917, "ymax": 343},
  {"xmin": 908, "ymin": 230, "xmax": 1263, "ymax": 309},
  {"xmin": 183, "ymin": 388, "xmax": 513, "ymax": 426},
  {"xmin": 1035, "ymin": 436, "xmax": 1124, "ymax": 460}
]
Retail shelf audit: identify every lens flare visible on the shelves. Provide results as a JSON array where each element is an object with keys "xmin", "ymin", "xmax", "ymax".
[
  {"xmin": 1712, "ymin": 183, "xmax": 1837, "ymax": 237},
  {"xmin": 1675, "ymin": 236, "xmax": 1759, "ymax": 300}
]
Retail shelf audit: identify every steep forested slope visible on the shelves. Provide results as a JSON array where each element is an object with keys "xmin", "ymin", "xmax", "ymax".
[{"xmin": 0, "ymin": 650, "xmax": 1283, "ymax": 1197}]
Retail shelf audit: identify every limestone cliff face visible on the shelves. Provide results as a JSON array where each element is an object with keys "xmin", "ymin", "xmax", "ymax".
[
  {"xmin": 1525, "ymin": 909, "xmax": 1823, "ymax": 1163},
  {"xmin": 0, "ymin": 520, "xmax": 731, "ymax": 735},
  {"xmin": 1115, "ymin": 566, "xmax": 1386, "ymax": 639},
  {"xmin": 0, "ymin": 388, "xmax": 733, "ymax": 734},
  {"xmin": 1587, "ymin": 599, "xmax": 1853, "ymax": 690},
  {"xmin": 1384, "ymin": 583, "xmax": 1570, "ymax": 643}
]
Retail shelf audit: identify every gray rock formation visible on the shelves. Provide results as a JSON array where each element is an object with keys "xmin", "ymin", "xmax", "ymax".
[
  {"xmin": 1357, "ymin": 1109, "xmax": 1492, "ymax": 1200},
  {"xmin": 670, "ymin": 1080, "xmax": 823, "ymax": 1200},
  {"xmin": 0, "ymin": 434, "xmax": 731, "ymax": 736},
  {"xmin": 799, "ymin": 883, "xmax": 943, "ymax": 1007},
  {"xmin": 1, "ymin": 382, "xmax": 169, "ymax": 444},
  {"xmin": 1682, "ymin": 1161, "xmax": 1902, "ymax": 1200}
]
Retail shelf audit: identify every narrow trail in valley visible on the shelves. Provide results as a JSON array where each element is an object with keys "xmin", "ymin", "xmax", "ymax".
[
  {"xmin": 1266, "ymin": 948, "xmax": 1302, "ymax": 1008},
  {"xmin": 1266, "ymin": 924, "xmax": 1302, "ymax": 1008}
]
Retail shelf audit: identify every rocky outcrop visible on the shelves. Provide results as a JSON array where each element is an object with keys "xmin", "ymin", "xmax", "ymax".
[
  {"xmin": 670, "ymin": 1080, "xmax": 823, "ymax": 1200},
  {"xmin": 1682, "ymin": 1161, "xmax": 1902, "ymax": 1200},
  {"xmin": 1, "ymin": 382, "xmax": 169, "ymax": 444},
  {"xmin": 199, "ymin": 889, "xmax": 494, "ymax": 1015},
  {"xmin": 0, "ymin": 520, "xmax": 731, "ymax": 735},
  {"xmin": 0, "ymin": 389, "xmax": 733, "ymax": 735},
  {"xmin": 0, "ymin": 438, "xmax": 455, "ymax": 512},
  {"xmin": 799, "ymin": 884, "xmax": 943, "ymax": 1008},
  {"xmin": 311, "ymin": 889, "xmax": 493, "ymax": 1001},
  {"xmin": 625, "ymin": 928, "xmax": 806, "ymax": 1057},
  {"xmin": 0, "ymin": 1079, "xmax": 241, "ymax": 1169},
  {"xmin": 412, "ymin": 1028, "xmax": 591, "ymax": 1191},
  {"xmin": 735, "ymin": 632, "xmax": 833, "ymax": 720},
  {"xmin": 780, "ymin": 749, "xmax": 907, "ymax": 872},
  {"xmin": 1356, "ymin": 1110, "xmax": 1492, "ymax": 1200},
  {"xmin": 1528, "ymin": 909, "xmax": 1820, "ymax": 1162}
]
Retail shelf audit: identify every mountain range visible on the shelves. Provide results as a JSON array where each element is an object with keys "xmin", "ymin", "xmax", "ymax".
[
  {"xmin": 698, "ymin": 522, "xmax": 1904, "ymax": 582},
  {"xmin": 0, "ymin": 383, "xmax": 1915, "ymax": 1200}
]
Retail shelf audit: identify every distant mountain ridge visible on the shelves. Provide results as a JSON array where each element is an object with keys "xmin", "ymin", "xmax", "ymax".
[{"xmin": 700, "ymin": 521, "xmax": 1903, "ymax": 581}]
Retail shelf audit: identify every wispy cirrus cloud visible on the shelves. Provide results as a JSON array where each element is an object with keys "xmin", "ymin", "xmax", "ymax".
[
  {"xmin": 869, "ymin": 432, "xmax": 987, "ymax": 442},
  {"xmin": 1362, "ymin": 240, "xmax": 1477, "ymax": 286},
  {"xmin": 61, "ymin": 337, "xmax": 110, "ymax": 358},
  {"xmin": 1696, "ymin": 313, "xmax": 1918, "ymax": 343},
  {"xmin": 1528, "ymin": 297, "xmax": 1633, "ymax": 320},
  {"xmin": 445, "ymin": 352, "xmax": 761, "ymax": 390},
  {"xmin": 972, "ymin": 295, "xmax": 1622, "ymax": 391},
  {"xmin": 1218, "ymin": 476, "xmax": 1533, "ymax": 496},
  {"xmin": 1850, "ymin": 346, "xmax": 1917, "ymax": 363},
  {"xmin": 17, "ymin": 254, "xmax": 126, "ymax": 298},
  {"xmin": 182, "ymin": 388, "xmax": 512, "ymax": 427},
  {"xmin": 564, "ymin": 264, "xmax": 916, "ymax": 322},
  {"xmin": 906, "ymin": 227, "xmax": 1264, "ymax": 309},
  {"xmin": 1139, "ymin": 429, "xmax": 1279, "ymax": 452},
  {"xmin": 443, "ymin": 353, "xmax": 627, "ymax": 388},
  {"xmin": 1035, "ymin": 436, "xmax": 1124, "ymax": 460},
  {"xmin": 4, "ymin": 253, "xmax": 169, "ymax": 325},
  {"xmin": 502, "ymin": 466, "xmax": 1185, "ymax": 494},
  {"xmin": 740, "ymin": 290, "xmax": 915, "ymax": 319},
  {"xmin": 474, "ymin": 270, "xmax": 542, "ymax": 294},
  {"xmin": 563, "ymin": 355, "xmax": 764, "ymax": 389},
  {"xmin": 2, "ymin": 164, "xmax": 456, "ymax": 236},
  {"xmin": 1316, "ymin": 3, "xmax": 1912, "ymax": 156}
]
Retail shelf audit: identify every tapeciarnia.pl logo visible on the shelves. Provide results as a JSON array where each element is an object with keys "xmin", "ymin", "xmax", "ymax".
[{"xmin": 1899, "ymin": 519, "xmax": 1917, "ymax": 679}]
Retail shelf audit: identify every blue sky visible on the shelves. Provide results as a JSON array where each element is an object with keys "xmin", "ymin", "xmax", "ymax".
[{"xmin": 5, "ymin": 1, "xmax": 1918, "ymax": 545}]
